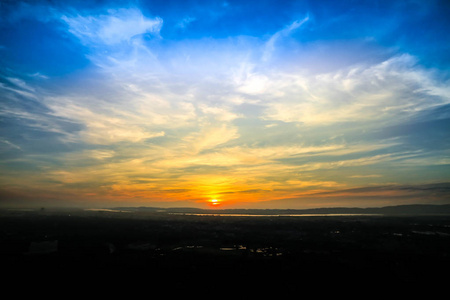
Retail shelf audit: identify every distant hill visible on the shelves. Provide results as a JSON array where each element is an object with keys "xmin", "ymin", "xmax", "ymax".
[{"xmin": 112, "ymin": 204, "xmax": 450, "ymax": 216}]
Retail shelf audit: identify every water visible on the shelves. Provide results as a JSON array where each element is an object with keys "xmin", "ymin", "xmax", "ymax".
[
  {"xmin": 84, "ymin": 208, "xmax": 132, "ymax": 213},
  {"xmin": 83, "ymin": 209, "xmax": 383, "ymax": 217},
  {"xmin": 169, "ymin": 213, "xmax": 383, "ymax": 217}
]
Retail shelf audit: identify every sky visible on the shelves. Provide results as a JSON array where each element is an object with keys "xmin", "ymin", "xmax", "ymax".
[{"xmin": 0, "ymin": 0, "xmax": 449, "ymax": 209}]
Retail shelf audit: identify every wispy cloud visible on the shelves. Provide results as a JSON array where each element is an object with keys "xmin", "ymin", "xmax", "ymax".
[
  {"xmin": 176, "ymin": 16, "xmax": 196, "ymax": 29},
  {"xmin": 349, "ymin": 175, "xmax": 382, "ymax": 179},
  {"xmin": 1, "ymin": 139, "xmax": 22, "ymax": 151},
  {"xmin": 61, "ymin": 8, "xmax": 163, "ymax": 46},
  {"xmin": 262, "ymin": 54, "xmax": 450, "ymax": 126},
  {"xmin": 46, "ymin": 97, "xmax": 167, "ymax": 144},
  {"xmin": 263, "ymin": 15, "xmax": 310, "ymax": 62}
]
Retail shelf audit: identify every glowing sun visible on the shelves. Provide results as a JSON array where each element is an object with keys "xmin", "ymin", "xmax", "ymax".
[{"xmin": 208, "ymin": 199, "xmax": 221, "ymax": 207}]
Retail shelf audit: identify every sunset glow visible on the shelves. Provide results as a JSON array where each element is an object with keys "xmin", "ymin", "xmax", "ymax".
[
  {"xmin": 208, "ymin": 199, "xmax": 221, "ymax": 207},
  {"xmin": 0, "ymin": 0, "xmax": 449, "ymax": 209}
]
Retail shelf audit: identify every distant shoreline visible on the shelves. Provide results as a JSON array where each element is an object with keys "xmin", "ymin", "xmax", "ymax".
[
  {"xmin": 2, "ymin": 204, "xmax": 450, "ymax": 216},
  {"xmin": 109, "ymin": 204, "xmax": 450, "ymax": 216}
]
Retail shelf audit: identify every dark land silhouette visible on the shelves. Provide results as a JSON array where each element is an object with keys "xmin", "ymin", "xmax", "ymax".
[{"xmin": 1, "ymin": 204, "xmax": 450, "ymax": 294}]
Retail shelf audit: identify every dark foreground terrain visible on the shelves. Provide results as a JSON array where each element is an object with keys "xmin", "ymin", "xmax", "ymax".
[{"xmin": 1, "ymin": 208, "xmax": 450, "ymax": 295}]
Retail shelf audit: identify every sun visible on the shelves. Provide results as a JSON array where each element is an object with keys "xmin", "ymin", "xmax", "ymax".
[{"xmin": 208, "ymin": 199, "xmax": 221, "ymax": 207}]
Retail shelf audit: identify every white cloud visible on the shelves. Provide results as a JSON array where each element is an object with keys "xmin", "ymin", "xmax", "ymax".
[
  {"xmin": 61, "ymin": 8, "xmax": 162, "ymax": 45},
  {"xmin": 237, "ymin": 73, "xmax": 271, "ymax": 95},
  {"xmin": 176, "ymin": 16, "xmax": 196, "ymax": 29},
  {"xmin": 261, "ymin": 54, "xmax": 450, "ymax": 126}
]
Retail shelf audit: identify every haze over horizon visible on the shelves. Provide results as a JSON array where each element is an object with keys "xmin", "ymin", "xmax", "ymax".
[{"xmin": 1, "ymin": 0, "xmax": 449, "ymax": 209}]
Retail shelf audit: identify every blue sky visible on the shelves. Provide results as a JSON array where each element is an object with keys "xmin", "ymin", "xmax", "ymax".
[{"xmin": 0, "ymin": 0, "xmax": 449, "ymax": 208}]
